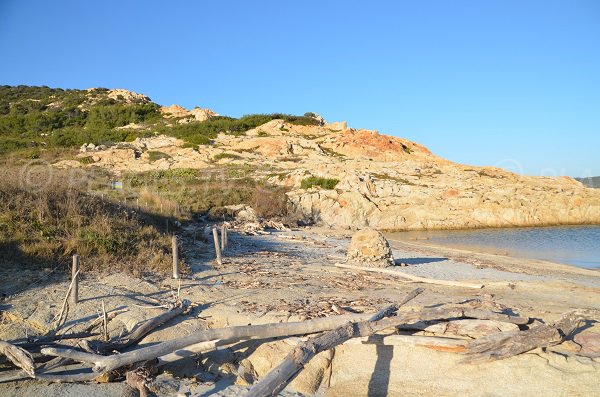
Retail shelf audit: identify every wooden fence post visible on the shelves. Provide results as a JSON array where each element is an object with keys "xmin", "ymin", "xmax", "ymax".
[
  {"xmin": 172, "ymin": 235, "xmax": 179, "ymax": 279},
  {"xmin": 70, "ymin": 254, "xmax": 79, "ymax": 304},
  {"xmin": 212, "ymin": 227, "xmax": 222, "ymax": 265},
  {"xmin": 220, "ymin": 224, "xmax": 226, "ymax": 252}
]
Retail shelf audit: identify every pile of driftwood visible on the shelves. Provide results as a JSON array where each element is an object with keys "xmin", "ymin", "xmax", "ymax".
[{"xmin": 0, "ymin": 287, "xmax": 595, "ymax": 397}]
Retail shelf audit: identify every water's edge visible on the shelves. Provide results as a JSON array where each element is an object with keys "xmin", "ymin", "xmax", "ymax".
[{"xmin": 387, "ymin": 225, "xmax": 600, "ymax": 269}]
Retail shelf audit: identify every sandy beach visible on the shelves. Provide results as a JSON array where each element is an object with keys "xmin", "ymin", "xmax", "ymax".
[{"xmin": 2, "ymin": 223, "xmax": 599, "ymax": 396}]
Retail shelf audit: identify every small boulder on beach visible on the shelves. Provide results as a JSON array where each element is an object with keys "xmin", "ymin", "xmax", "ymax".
[{"xmin": 346, "ymin": 228, "xmax": 395, "ymax": 267}]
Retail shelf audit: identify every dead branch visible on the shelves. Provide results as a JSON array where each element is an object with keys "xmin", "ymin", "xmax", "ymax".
[
  {"xmin": 82, "ymin": 300, "xmax": 189, "ymax": 353},
  {"xmin": 0, "ymin": 341, "xmax": 35, "ymax": 378},
  {"xmin": 126, "ymin": 370, "xmax": 149, "ymax": 397},
  {"xmin": 40, "ymin": 301, "xmax": 527, "ymax": 374},
  {"xmin": 245, "ymin": 288, "xmax": 424, "ymax": 397},
  {"xmin": 335, "ymin": 262, "xmax": 485, "ymax": 289},
  {"xmin": 462, "ymin": 309, "xmax": 588, "ymax": 363},
  {"xmin": 49, "ymin": 269, "xmax": 80, "ymax": 335}
]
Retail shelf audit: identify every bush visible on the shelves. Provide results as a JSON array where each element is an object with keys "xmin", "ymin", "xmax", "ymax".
[
  {"xmin": 213, "ymin": 152, "xmax": 242, "ymax": 161},
  {"xmin": 300, "ymin": 176, "xmax": 339, "ymax": 190},
  {"xmin": 0, "ymin": 166, "xmax": 173, "ymax": 275},
  {"xmin": 148, "ymin": 151, "xmax": 171, "ymax": 162}
]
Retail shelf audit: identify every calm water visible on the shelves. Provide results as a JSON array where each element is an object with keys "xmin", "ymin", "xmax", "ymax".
[{"xmin": 388, "ymin": 225, "xmax": 600, "ymax": 269}]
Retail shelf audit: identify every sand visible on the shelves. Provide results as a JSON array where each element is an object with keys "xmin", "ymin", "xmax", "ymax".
[{"xmin": 1, "ymin": 224, "xmax": 599, "ymax": 396}]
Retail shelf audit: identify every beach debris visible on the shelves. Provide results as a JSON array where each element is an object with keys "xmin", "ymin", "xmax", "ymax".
[
  {"xmin": 245, "ymin": 288, "xmax": 424, "ymax": 397},
  {"xmin": 0, "ymin": 341, "xmax": 35, "ymax": 378},
  {"xmin": 2, "ymin": 284, "xmax": 598, "ymax": 397},
  {"xmin": 346, "ymin": 228, "xmax": 395, "ymax": 268},
  {"xmin": 335, "ymin": 262, "xmax": 485, "ymax": 289},
  {"xmin": 461, "ymin": 309, "xmax": 593, "ymax": 363}
]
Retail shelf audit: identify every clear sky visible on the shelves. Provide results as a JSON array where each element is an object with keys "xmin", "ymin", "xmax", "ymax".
[{"xmin": 1, "ymin": 0, "xmax": 599, "ymax": 177}]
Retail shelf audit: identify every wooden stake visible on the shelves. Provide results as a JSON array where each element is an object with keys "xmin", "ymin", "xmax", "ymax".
[
  {"xmin": 70, "ymin": 255, "xmax": 79, "ymax": 305},
  {"xmin": 213, "ymin": 227, "xmax": 222, "ymax": 265},
  {"xmin": 172, "ymin": 235, "xmax": 179, "ymax": 279},
  {"xmin": 220, "ymin": 224, "xmax": 226, "ymax": 252},
  {"xmin": 101, "ymin": 300, "xmax": 108, "ymax": 341}
]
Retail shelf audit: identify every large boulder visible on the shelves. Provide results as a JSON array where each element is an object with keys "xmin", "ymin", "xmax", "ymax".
[{"xmin": 346, "ymin": 228, "xmax": 394, "ymax": 267}]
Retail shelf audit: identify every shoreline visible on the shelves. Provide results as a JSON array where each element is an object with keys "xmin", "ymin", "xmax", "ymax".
[{"xmin": 384, "ymin": 224, "xmax": 600, "ymax": 271}]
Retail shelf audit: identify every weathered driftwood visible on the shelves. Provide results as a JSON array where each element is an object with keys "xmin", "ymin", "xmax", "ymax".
[
  {"xmin": 126, "ymin": 370, "xmax": 149, "ymax": 397},
  {"xmin": 0, "ymin": 341, "xmax": 35, "ymax": 378},
  {"xmin": 156, "ymin": 339, "xmax": 225, "ymax": 366},
  {"xmin": 335, "ymin": 262, "xmax": 485, "ymax": 289},
  {"xmin": 49, "ymin": 269, "xmax": 80, "ymax": 335},
  {"xmin": 0, "ymin": 303, "xmax": 189, "ymax": 384},
  {"xmin": 82, "ymin": 301, "xmax": 189, "ymax": 353},
  {"xmin": 347, "ymin": 334, "xmax": 469, "ymax": 352},
  {"xmin": 397, "ymin": 318, "xmax": 519, "ymax": 339},
  {"xmin": 40, "ymin": 302, "xmax": 527, "ymax": 374},
  {"xmin": 462, "ymin": 309, "xmax": 588, "ymax": 363},
  {"xmin": 9, "ymin": 331, "xmax": 99, "ymax": 349},
  {"xmin": 245, "ymin": 288, "xmax": 424, "ymax": 397}
]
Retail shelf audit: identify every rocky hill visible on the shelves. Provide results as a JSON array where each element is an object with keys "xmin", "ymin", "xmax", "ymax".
[{"xmin": 2, "ymin": 85, "xmax": 599, "ymax": 230}]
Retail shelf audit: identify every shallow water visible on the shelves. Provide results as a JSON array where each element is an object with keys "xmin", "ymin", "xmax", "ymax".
[{"xmin": 388, "ymin": 225, "xmax": 600, "ymax": 269}]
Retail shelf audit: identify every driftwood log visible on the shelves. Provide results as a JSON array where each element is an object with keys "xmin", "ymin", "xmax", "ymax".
[
  {"xmin": 245, "ymin": 288, "xmax": 424, "ymax": 397},
  {"xmin": 82, "ymin": 301, "xmax": 189, "ymax": 353},
  {"xmin": 0, "ymin": 302, "xmax": 188, "ymax": 383},
  {"xmin": 40, "ymin": 304, "xmax": 527, "ymax": 374},
  {"xmin": 335, "ymin": 262, "xmax": 486, "ymax": 289},
  {"xmin": 462, "ymin": 309, "xmax": 589, "ymax": 363},
  {"xmin": 0, "ymin": 341, "xmax": 35, "ymax": 378}
]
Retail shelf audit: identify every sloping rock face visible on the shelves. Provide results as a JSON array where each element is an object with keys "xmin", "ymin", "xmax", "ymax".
[
  {"xmin": 328, "ymin": 340, "xmax": 600, "ymax": 397},
  {"xmin": 56, "ymin": 118, "xmax": 600, "ymax": 230},
  {"xmin": 347, "ymin": 228, "xmax": 395, "ymax": 267}
]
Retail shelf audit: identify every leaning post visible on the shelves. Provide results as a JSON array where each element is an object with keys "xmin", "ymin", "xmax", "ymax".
[
  {"xmin": 172, "ymin": 235, "xmax": 179, "ymax": 279},
  {"xmin": 70, "ymin": 254, "xmax": 79, "ymax": 304},
  {"xmin": 212, "ymin": 226, "xmax": 222, "ymax": 265},
  {"xmin": 220, "ymin": 224, "xmax": 226, "ymax": 253}
]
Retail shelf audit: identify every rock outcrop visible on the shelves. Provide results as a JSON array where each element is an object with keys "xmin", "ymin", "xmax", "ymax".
[
  {"xmin": 347, "ymin": 228, "xmax": 395, "ymax": 267},
  {"xmin": 55, "ymin": 117, "xmax": 600, "ymax": 231},
  {"xmin": 160, "ymin": 104, "xmax": 219, "ymax": 123}
]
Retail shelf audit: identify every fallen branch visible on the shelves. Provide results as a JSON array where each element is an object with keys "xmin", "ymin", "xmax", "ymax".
[
  {"xmin": 462, "ymin": 309, "xmax": 588, "ymax": 363},
  {"xmin": 82, "ymin": 300, "xmax": 189, "ymax": 353},
  {"xmin": 40, "ymin": 301, "xmax": 527, "ymax": 374},
  {"xmin": 335, "ymin": 262, "xmax": 485, "ymax": 289},
  {"xmin": 0, "ymin": 341, "xmax": 35, "ymax": 378},
  {"xmin": 245, "ymin": 288, "xmax": 424, "ymax": 397},
  {"xmin": 346, "ymin": 334, "xmax": 469, "ymax": 353},
  {"xmin": 49, "ymin": 270, "xmax": 80, "ymax": 335}
]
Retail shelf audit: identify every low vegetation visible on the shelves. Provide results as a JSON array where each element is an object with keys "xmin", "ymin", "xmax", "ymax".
[
  {"xmin": 0, "ymin": 85, "xmax": 320, "ymax": 155},
  {"xmin": 0, "ymin": 166, "xmax": 173, "ymax": 276},
  {"xmin": 0, "ymin": 85, "xmax": 160, "ymax": 154},
  {"xmin": 162, "ymin": 113, "xmax": 320, "ymax": 148},
  {"xmin": 122, "ymin": 168, "xmax": 291, "ymax": 219},
  {"xmin": 300, "ymin": 176, "xmax": 339, "ymax": 190},
  {"xmin": 213, "ymin": 152, "xmax": 242, "ymax": 161},
  {"xmin": 147, "ymin": 151, "xmax": 171, "ymax": 162}
]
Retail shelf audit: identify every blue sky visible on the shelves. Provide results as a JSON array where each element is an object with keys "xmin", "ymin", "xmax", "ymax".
[{"xmin": 1, "ymin": 0, "xmax": 599, "ymax": 177}]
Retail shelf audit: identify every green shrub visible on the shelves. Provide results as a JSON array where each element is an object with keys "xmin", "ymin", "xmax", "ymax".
[
  {"xmin": 214, "ymin": 152, "xmax": 242, "ymax": 161},
  {"xmin": 300, "ymin": 176, "xmax": 339, "ymax": 190},
  {"xmin": 79, "ymin": 156, "xmax": 95, "ymax": 164},
  {"xmin": 148, "ymin": 151, "xmax": 171, "ymax": 162}
]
